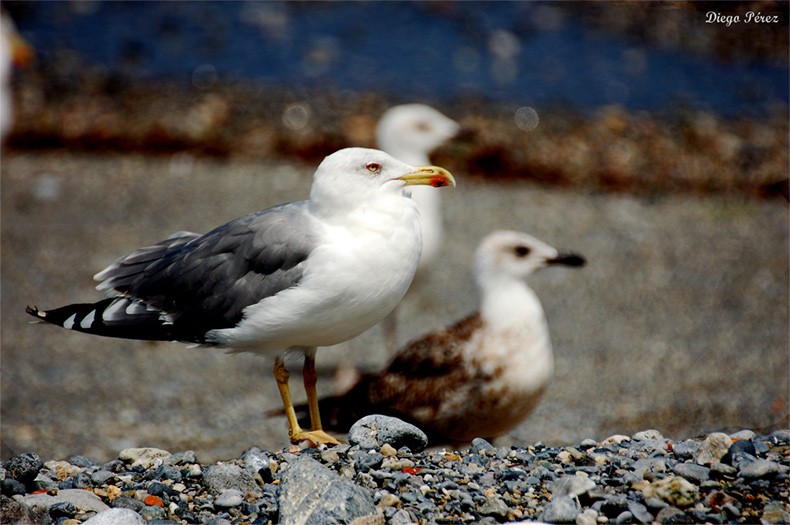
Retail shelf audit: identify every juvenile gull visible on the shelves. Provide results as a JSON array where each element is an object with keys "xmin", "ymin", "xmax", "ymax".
[
  {"xmin": 26, "ymin": 147, "xmax": 455, "ymax": 446},
  {"xmin": 307, "ymin": 230, "xmax": 585, "ymax": 444}
]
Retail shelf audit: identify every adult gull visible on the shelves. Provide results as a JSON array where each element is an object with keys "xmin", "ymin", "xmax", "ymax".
[
  {"xmin": 305, "ymin": 230, "xmax": 585, "ymax": 444},
  {"xmin": 26, "ymin": 147, "xmax": 455, "ymax": 446}
]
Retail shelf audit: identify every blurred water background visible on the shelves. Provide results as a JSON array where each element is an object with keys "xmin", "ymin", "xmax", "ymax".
[{"xmin": 7, "ymin": 1, "xmax": 789, "ymax": 114}]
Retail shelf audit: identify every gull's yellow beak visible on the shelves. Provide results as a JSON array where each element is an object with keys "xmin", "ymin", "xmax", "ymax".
[{"xmin": 398, "ymin": 166, "xmax": 456, "ymax": 188}]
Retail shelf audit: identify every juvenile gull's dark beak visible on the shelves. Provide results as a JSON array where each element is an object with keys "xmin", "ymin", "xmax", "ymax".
[{"xmin": 548, "ymin": 253, "xmax": 586, "ymax": 267}]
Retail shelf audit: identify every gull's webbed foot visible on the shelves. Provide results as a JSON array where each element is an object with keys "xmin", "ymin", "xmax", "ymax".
[{"xmin": 291, "ymin": 428, "xmax": 343, "ymax": 447}]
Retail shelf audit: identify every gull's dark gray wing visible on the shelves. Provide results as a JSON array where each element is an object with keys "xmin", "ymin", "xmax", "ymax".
[{"xmin": 27, "ymin": 201, "xmax": 319, "ymax": 343}]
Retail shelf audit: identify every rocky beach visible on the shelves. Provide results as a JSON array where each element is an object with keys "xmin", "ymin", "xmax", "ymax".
[
  {"xmin": 2, "ymin": 418, "xmax": 789, "ymax": 524},
  {"xmin": 1, "ymin": 2, "xmax": 788, "ymax": 523}
]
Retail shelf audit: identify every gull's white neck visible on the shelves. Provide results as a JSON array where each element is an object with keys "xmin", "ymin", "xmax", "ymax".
[
  {"xmin": 478, "ymin": 273, "xmax": 547, "ymax": 332},
  {"xmin": 474, "ymin": 270, "xmax": 554, "ymax": 402}
]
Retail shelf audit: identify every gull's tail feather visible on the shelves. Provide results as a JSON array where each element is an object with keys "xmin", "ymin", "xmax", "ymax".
[{"xmin": 25, "ymin": 298, "xmax": 177, "ymax": 342}]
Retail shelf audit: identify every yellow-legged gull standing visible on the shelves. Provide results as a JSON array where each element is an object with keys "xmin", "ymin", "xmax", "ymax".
[{"xmin": 26, "ymin": 147, "xmax": 455, "ymax": 446}]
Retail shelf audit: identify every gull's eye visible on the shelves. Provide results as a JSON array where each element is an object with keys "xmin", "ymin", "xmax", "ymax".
[
  {"xmin": 415, "ymin": 121, "xmax": 430, "ymax": 132},
  {"xmin": 366, "ymin": 162, "xmax": 382, "ymax": 174},
  {"xmin": 514, "ymin": 245, "xmax": 530, "ymax": 257}
]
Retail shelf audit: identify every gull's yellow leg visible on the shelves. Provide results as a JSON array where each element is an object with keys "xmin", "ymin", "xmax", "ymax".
[
  {"xmin": 273, "ymin": 352, "xmax": 339, "ymax": 446},
  {"xmin": 273, "ymin": 355, "xmax": 303, "ymax": 441},
  {"xmin": 302, "ymin": 348, "xmax": 341, "ymax": 444}
]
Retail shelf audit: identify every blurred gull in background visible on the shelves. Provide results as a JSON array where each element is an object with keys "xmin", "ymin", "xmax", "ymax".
[
  {"xmin": 376, "ymin": 104, "xmax": 461, "ymax": 271},
  {"xmin": 0, "ymin": 12, "xmax": 32, "ymax": 143},
  {"xmin": 375, "ymin": 104, "xmax": 461, "ymax": 351}
]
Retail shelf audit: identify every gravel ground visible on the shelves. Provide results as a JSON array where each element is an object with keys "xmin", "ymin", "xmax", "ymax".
[
  {"xmin": 1, "ymin": 419, "xmax": 788, "ymax": 524},
  {"xmin": 2, "ymin": 149, "xmax": 787, "ymax": 463}
]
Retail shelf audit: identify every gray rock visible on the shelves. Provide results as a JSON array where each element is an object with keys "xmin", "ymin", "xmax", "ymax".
[
  {"xmin": 1, "ymin": 478, "xmax": 26, "ymax": 497},
  {"xmin": 576, "ymin": 508, "xmax": 599, "ymax": 525},
  {"xmin": 118, "ymin": 448, "xmax": 171, "ymax": 469},
  {"xmin": 6, "ymin": 453, "xmax": 43, "ymax": 485},
  {"xmin": 215, "ymin": 489, "xmax": 244, "ymax": 508},
  {"xmin": 770, "ymin": 429, "xmax": 790, "ymax": 444},
  {"xmin": 241, "ymin": 447, "xmax": 269, "ymax": 477},
  {"xmin": 722, "ymin": 439, "xmax": 757, "ymax": 466},
  {"xmin": 0, "ymin": 494, "xmax": 38, "ymax": 524},
  {"xmin": 655, "ymin": 506, "xmax": 686, "ymax": 524},
  {"xmin": 738, "ymin": 458, "xmax": 789, "ymax": 479},
  {"xmin": 600, "ymin": 494, "xmax": 629, "ymax": 518},
  {"xmin": 627, "ymin": 500, "xmax": 654, "ymax": 524},
  {"xmin": 20, "ymin": 488, "xmax": 110, "ymax": 515},
  {"xmin": 279, "ymin": 456, "xmax": 376, "ymax": 525},
  {"xmin": 91, "ymin": 470, "xmax": 117, "ymax": 485},
  {"xmin": 640, "ymin": 476, "xmax": 699, "ymax": 508},
  {"xmin": 204, "ymin": 464, "xmax": 263, "ymax": 498},
  {"xmin": 632, "ymin": 457, "xmax": 667, "ymax": 479},
  {"xmin": 710, "ymin": 461, "xmax": 738, "ymax": 477},
  {"xmin": 633, "ymin": 429, "xmax": 664, "ymax": 441},
  {"xmin": 166, "ymin": 450, "xmax": 197, "ymax": 465},
  {"xmin": 729, "ymin": 429, "xmax": 756, "ymax": 441},
  {"xmin": 348, "ymin": 415, "xmax": 428, "ymax": 452},
  {"xmin": 671, "ymin": 440, "xmax": 700, "ymax": 460},
  {"xmin": 110, "ymin": 497, "xmax": 145, "ymax": 512},
  {"xmin": 470, "ymin": 438, "xmax": 495, "ymax": 453},
  {"xmin": 694, "ymin": 433, "xmax": 732, "ymax": 465},
  {"xmin": 551, "ymin": 475, "xmax": 595, "ymax": 498},
  {"xmin": 49, "ymin": 501, "xmax": 78, "ymax": 519},
  {"xmin": 477, "ymin": 496, "xmax": 509, "ymax": 518},
  {"xmin": 672, "ymin": 462, "xmax": 710, "ymax": 483},
  {"xmin": 388, "ymin": 509, "xmax": 416, "ymax": 525},
  {"xmin": 83, "ymin": 508, "xmax": 145, "ymax": 525},
  {"xmin": 540, "ymin": 495, "xmax": 580, "ymax": 523}
]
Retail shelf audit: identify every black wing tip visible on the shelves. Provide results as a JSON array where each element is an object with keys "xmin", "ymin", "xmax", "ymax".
[{"xmin": 26, "ymin": 305, "xmax": 44, "ymax": 317}]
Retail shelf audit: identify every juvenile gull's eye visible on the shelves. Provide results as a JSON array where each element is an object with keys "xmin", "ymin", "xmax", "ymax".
[
  {"xmin": 366, "ymin": 162, "xmax": 382, "ymax": 174},
  {"xmin": 514, "ymin": 245, "xmax": 530, "ymax": 257}
]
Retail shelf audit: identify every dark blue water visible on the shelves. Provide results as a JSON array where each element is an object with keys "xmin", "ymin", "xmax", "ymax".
[{"xmin": 13, "ymin": 1, "xmax": 788, "ymax": 116}]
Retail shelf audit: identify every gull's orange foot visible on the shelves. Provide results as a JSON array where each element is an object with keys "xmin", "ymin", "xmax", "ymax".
[{"xmin": 291, "ymin": 429, "xmax": 343, "ymax": 447}]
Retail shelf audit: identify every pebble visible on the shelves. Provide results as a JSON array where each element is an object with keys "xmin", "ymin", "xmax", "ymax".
[
  {"xmin": 83, "ymin": 508, "xmax": 146, "ymax": 524},
  {"xmin": 203, "ymin": 463, "xmax": 263, "ymax": 498},
  {"xmin": 117, "ymin": 448, "xmax": 171, "ymax": 469},
  {"xmin": 348, "ymin": 415, "xmax": 429, "ymax": 452},
  {"xmin": 694, "ymin": 432, "xmax": 732, "ymax": 465},
  {"xmin": 1, "ymin": 427, "xmax": 787, "ymax": 524}
]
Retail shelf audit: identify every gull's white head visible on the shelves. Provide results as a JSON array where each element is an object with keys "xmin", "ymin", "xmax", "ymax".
[
  {"xmin": 376, "ymin": 104, "xmax": 460, "ymax": 164},
  {"xmin": 309, "ymin": 147, "xmax": 455, "ymax": 211},
  {"xmin": 475, "ymin": 230, "xmax": 585, "ymax": 281}
]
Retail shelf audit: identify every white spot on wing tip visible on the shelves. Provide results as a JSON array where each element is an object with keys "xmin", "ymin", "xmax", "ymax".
[
  {"xmin": 102, "ymin": 299, "xmax": 127, "ymax": 321},
  {"xmin": 80, "ymin": 310, "xmax": 96, "ymax": 329},
  {"xmin": 63, "ymin": 313, "xmax": 76, "ymax": 330}
]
